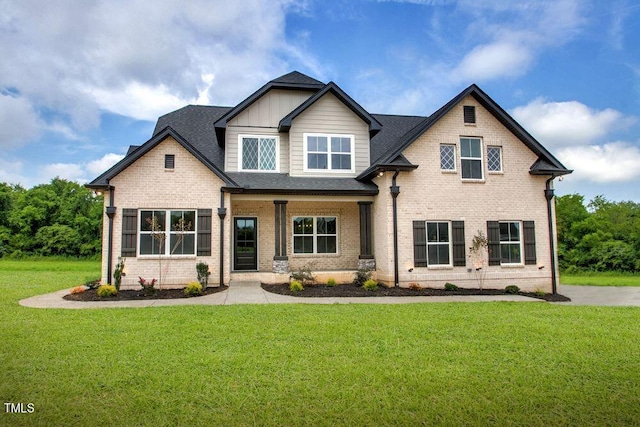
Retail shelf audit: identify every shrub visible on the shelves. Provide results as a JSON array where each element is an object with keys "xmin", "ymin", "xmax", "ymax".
[
  {"xmin": 139, "ymin": 277, "xmax": 157, "ymax": 296},
  {"xmin": 534, "ymin": 288, "xmax": 546, "ymax": 297},
  {"xmin": 290, "ymin": 263, "xmax": 315, "ymax": 285},
  {"xmin": 326, "ymin": 278, "xmax": 337, "ymax": 287},
  {"xmin": 113, "ymin": 257, "xmax": 126, "ymax": 291},
  {"xmin": 409, "ymin": 283, "xmax": 422, "ymax": 290},
  {"xmin": 363, "ymin": 279, "xmax": 378, "ymax": 291},
  {"xmin": 70, "ymin": 286, "xmax": 86, "ymax": 295},
  {"xmin": 83, "ymin": 278, "xmax": 101, "ymax": 290},
  {"xmin": 505, "ymin": 285, "xmax": 520, "ymax": 294},
  {"xmin": 196, "ymin": 262, "xmax": 210, "ymax": 289},
  {"xmin": 289, "ymin": 280, "xmax": 304, "ymax": 292},
  {"xmin": 353, "ymin": 268, "xmax": 372, "ymax": 287},
  {"xmin": 184, "ymin": 281, "xmax": 203, "ymax": 297},
  {"xmin": 97, "ymin": 284, "xmax": 117, "ymax": 298},
  {"xmin": 444, "ymin": 283, "xmax": 459, "ymax": 291}
]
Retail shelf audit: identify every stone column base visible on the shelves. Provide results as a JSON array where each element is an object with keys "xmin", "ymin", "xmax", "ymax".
[
  {"xmin": 358, "ymin": 258, "xmax": 376, "ymax": 271},
  {"xmin": 273, "ymin": 259, "xmax": 289, "ymax": 274}
]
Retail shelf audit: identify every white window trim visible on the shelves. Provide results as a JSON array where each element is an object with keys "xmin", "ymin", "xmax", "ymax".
[
  {"xmin": 460, "ymin": 137, "xmax": 484, "ymax": 181},
  {"xmin": 138, "ymin": 209, "xmax": 197, "ymax": 258},
  {"xmin": 487, "ymin": 145, "xmax": 503, "ymax": 174},
  {"xmin": 292, "ymin": 216, "xmax": 339, "ymax": 255},
  {"xmin": 426, "ymin": 221, "xmax": 453, "ymax": 267},
  {"xmin": 303, "ymin": 133, "xmax": 355, "ymax": 173},
  {"xmin": 440, "ymin": 144, "xmax": 457, "ymax": 173},
  {"xmin": 499, "ymin": 220, "xmax": 523, "ymax": 265},
  {"xmin": 238, "ymin": 134, "xmax": 280, "ymax": 173}
]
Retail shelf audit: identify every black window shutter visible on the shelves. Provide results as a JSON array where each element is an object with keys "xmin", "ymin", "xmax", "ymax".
[
  {"xmin": 121, "ymin": 209, "xmax": 138, "ymax": 257},
  {"xmin": 523, "ymin": 221, "xmax": 536, "ymax": 265},
  {"xmin": 165, "ymin": 154, "xmax": 175, "ymax": 169},
  {"xmin": 413, "ymin": 221, "xmax": 427, "ymax": 267},
  {"xmin": 452, "ymin": 221, "xmax": 466, "ymax": 267},
  {"xmin": 197, "ymin": 209, "xmax": 212, "ymax": 256},
  {"xmin": 487, "ymin": 221, "xmax": 500, "ymax": 266},
  {"xmin": 464, "ymin": 106, "xmax": 476, "ymax": 124}
]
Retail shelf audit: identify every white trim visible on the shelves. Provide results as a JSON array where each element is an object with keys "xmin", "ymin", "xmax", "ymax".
[
  {"xmin": 498, "ymin": 220, "xmax": 523, "ymax": 265},
  {"xmin": 460, "ymin": 137, "xmax": 484, "ymax": 180},
  {"xmin": 439, "ymin": 144, "xmax": 457, "ymax": 172},
  {"xmin": 292, "ymin": 215, "xmax": 339, "ymax": 255},
  {"xmin": 138, "ymin": 209, "xmax": 197, "ymax": 257},
  {"xmin": 487, "ymin": 145, "xmax": 503, "ymax": 173},
  {"xmin": 425, "ymin": 221, "xmax": 453, "ymax": 267},
  {"xmin": 238, "ymin": 134, "xmax": 280, "ymax": 173},
  {"xmin": 303, "ymin": 133, "xmax": 355, "ymax": 174}
]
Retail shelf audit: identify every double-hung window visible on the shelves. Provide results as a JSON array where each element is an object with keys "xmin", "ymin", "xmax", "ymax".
[
  {"xmin": 426, "ymin": 222, "xmax": 451, "ymax": 265},
  {"xmin": 499, "ymin": 221, "xmax": 521, "ymax": 264},
  {"xmin": 239, "ymin": 135, "xmax": 278, "ymax": 171},
  {"xmin": 460, "ymin": 137, "xmax": 483, "ymax": 179},
  {"xmin": 139, "ymin": 210, "xmax": 196, "ymax": 256},
  {"xmin": 293, "ymin": 216, "xmax": 337, "ymax": 254},
  {"xmin": 304, "ymin": 134, "xmax": 354, "ymax": 172}
]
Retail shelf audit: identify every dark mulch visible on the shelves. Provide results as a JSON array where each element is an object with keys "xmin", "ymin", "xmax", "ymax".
[
  {"xmin": 64, "ymin": 285, "xmax": 228, "ymax": 301},
  {"xmin": 262, "ymin": 283, "xmax": 571, "ymax": 302}
]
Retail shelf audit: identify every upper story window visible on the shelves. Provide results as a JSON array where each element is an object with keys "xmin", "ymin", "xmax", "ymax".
[
  {"xmin": 463, "ymin": 106, "xmax": 476, "ymax": 124},
  {"xmin": 460, "ymin": 137, "xmax": 483, "ymax": 180},
  {"xmin": 487, "ymin": 146, "xmax": 502, "ymax": 172},
  {"xmin": 239, "ymin": 135, "xmax": 278, "ymax": 172},
  {"xmin": 304, "ymin": 133, "xmax": 354, "ymax": 173},
  {"xmin": 139, "ymin": 210, "xmax": 196, "ymax": 256},
  {"xmin": 440, "ymin": 144, "xmax": 456, "ymax": 171}
]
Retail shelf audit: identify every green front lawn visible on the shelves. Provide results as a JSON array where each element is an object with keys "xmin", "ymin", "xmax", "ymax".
[
  {"xmin": 1, "ymin": 260, "xmax": 639, "ymax": 426},
  {"xmin": 561, "ymin": 271, "xmax": 640, "ymax": 286}
]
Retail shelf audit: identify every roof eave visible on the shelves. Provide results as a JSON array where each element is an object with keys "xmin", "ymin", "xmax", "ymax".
[{"xmin": 221, "ymin": 187, "xmax": 379, "ymax": 196}]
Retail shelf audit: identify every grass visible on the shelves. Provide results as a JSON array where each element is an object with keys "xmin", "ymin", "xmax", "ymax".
[
  {"xmin": 1, "ymin": 260, "xmax": 639, "ymax": 426},
  {"xmin": 561, "ymin": 270, "xmax": 640, "ymax": 286}
]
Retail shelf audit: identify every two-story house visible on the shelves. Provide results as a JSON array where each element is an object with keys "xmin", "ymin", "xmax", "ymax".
[{"xmin": 87, "ymin": 71, "xmax": 571, "ymax": 292}]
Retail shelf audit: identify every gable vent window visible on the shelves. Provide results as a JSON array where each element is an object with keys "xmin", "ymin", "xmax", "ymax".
[
  {"xmin": 165, "ymin": 154, "xmax": 175, "ymax": 169},
  {"xmin": 463, "ymin": 106, "xmax": 476, "ymax": 124}
]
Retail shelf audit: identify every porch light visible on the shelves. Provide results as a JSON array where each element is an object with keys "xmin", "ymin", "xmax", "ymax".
[{"xmin": 378, "ymin": 171, "xmax": 384, "ymax": 177}]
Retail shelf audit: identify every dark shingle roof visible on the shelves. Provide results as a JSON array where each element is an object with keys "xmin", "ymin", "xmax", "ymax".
[
  {"xmin": 369, "ymin": 114, "xmax": 426, "ymax": 164},
  {"xmin": 271, "ymin": 71, "xmax": 324, "ymax": 86},
  {"xmin": 224, "ymin": 173, "xmax": 378, "ymax": 195}
]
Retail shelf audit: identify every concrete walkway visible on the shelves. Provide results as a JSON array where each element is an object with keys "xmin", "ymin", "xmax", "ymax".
[
  {"xmin": 557, "ymin": 284, "xmax": 640, "ymax": 306},
  {"xmin": 20, "ymin": 280, "xmax": 547, "ymax": 309}
]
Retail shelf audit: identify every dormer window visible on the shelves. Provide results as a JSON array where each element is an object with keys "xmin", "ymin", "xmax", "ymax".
[
  {"xmin": 239, "ymin": 135, "xmax": 278, "ymax": 172},
  {"xmin": 304, "ymin": 133, "xmax": 354, "ymax": 173},
  {"xmin": 463, "ymin": 106, "xmax": 476, "ymax": 124}
]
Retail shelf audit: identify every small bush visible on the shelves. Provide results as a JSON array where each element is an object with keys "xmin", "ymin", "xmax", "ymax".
[
  {"xmin": 363, "ymin": 279, "xmax": 378, "ymax": 291},
  {"xmin": 534, "ymin": 288, "xmax": 546, "ymax": 297},
  {"xmin": 290, "ymin": 263, "xmax": 315, "ymax": 286},
  {"xmin": 139, "ymin": 277, "xmax": 157, "ymax": 296},
  {"xmin": 97, "ymin": 284, "xmax": 117, "ymax": 298},
  {"xmin": 113, "ymin": 257, "xmax": 126, "ymax": 291},
  {"xmin": 83, "ymin": 278, "xmax": 101, "ymax": 290},
  {"xmin": 409, "ymin": 283, "xmax": 422, "ymax": 290},
  {"xmin": 290, "ymin": 280, "xmax": 304, "ymax": 292},
  {"xmin": 196, "ymin": 262, "xmax": 210, "ymax": 288},
  {"xmin": 326, "ymin": 278, "xmax": 337, "ymax": 287},
  {"xmin": 353, "ymin": 268, "xmax": 372, "ymax": 287},
  {"xmin": 444, "ymin": 283, "xmax": 459, "ymax": 291},
  {"xmin": 184, "ymin": 281, "xmax": 203, "ymax": 297},
  {"xmin": 505, "ymin": 285, "xmax": 520, "ymax": 294},
  {"xmin": 70, "ymin": 286, "xmax": 86, "ymax": 295}
]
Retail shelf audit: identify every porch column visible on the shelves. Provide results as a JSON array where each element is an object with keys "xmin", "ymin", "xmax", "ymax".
[
  {"xmin": 358, "ymin": 201, "xmax": 375, "ymax": 271},
  {"xmin": 273, "ymin": 200, "xmax": 289, "ymax": 273}
]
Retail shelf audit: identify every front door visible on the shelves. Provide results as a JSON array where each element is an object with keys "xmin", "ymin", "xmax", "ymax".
[{"xmin": 234, "ymin": 217, "xmax": 257, "ymax": 271}]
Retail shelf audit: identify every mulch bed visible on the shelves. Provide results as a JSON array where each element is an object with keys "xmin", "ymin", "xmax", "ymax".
[
  {"xmin": 63, "ymin": 285, "xmax": 228, "ymax": 301},
  {"xmin": 262, "ymin": 283, "xmax": 571, "ymax": 302}
]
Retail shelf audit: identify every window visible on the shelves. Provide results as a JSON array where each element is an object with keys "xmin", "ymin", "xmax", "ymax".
[
  {"xmin": 463, "ymin": 106, "xmax": 476, "ymax": 124},
  {"xmin": 487, "ymin": 146, "xmax": 502, "ymax": 172},
  {"xmin": 164, "ymin": 154, "xmax": 175, "ymax": 169},
  {"xmin": 304, "ymin": 134, "xmax": 354, "ymax": 172},
  {"xmin": 460, "ymin": 137, "xmax": 483, "ymax": 179},
  {"xmin": 440, "ymin": 144, "xmax": 456, "ymax": 171},
  {"xmin": 293, "ymin": 216, "xmax": 337, "ymax": 254},
  {"xmin": 239, "ymin": 135, "xmax": 278, "ymax": 171},
  {"xmin": 139, "ymin": 210, "xmax": 196, "ymax": 256},
  {"xmin": 499, "ymin": 221, "xmax": 521, "ymax": 264},
  {"xmin": 426, "ymin": 222, "xmax": 451, "ymax": 265}
]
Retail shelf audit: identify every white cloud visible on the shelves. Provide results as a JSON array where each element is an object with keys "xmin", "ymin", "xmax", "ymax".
[
  {"xmin": 42, "ymin": 163, "xmax": 87, "ymax": 183},
  {"xmin": 86, "ymin": 153, "xmax": 125, "ymax": 175},
  {"xmin": 558, "ymin": 142, "xmax": 640, "ymax": 183},
  {"xmin": 511, "ymin": 98, "xmax": 630, "ymax": 147},
  {"xmin": 0, "ymin": 93, "xmax": 42, "ymax": 147},
  {"xmin": 453, "ymin": 42, "xmax": 533, "ymax": 81}
]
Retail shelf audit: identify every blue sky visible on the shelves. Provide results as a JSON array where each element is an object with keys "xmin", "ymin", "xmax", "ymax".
[{"xmin": 1, "ymin": 0, "xmax": 640, "ymax": 203}]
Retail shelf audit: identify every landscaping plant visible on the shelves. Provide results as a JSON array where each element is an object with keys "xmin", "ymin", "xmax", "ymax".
[
  {"xmin": 96, "ymin": 284, "xmax": 117, "ymax": 297},
  {"xmin": 113, "ymin": 257, "xmax": 126, "ymax": 291},
  {"xmin": 196, "ymin": 262, "xmax": 210, "ymax": 289},
  {"xmin": 184, "ymin": 281, "xmax": 203, "ymax": 297},
  {"xmin": 468, "ymin": 230, "xmax": 489, "ymax": 290},
  {"xmin": 363, "ymin": 278, "xmax": 378, "ymax": 291}
]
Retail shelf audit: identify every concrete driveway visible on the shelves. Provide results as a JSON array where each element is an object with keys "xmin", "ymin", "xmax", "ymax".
[{"xmin": 557, "ymin": 284, "xmax": 640, "ymax": 306}]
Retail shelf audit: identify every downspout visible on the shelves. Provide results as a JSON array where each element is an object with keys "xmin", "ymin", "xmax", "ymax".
[
  {"xmin": 390, "ymin": 170, "xmax": 401, "ymax": 287},
  {"xmin": 545, "ymin": 177, "xmax": 558, "ymax": 294},
  {"xmin": 218, "ymin": 189, "xmax": 227, "ymax": 287},
  {"xmin": 105, "ymin": 186, "xmax": 116, "ymax": 284}
]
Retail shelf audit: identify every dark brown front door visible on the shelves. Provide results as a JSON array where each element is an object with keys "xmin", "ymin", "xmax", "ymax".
[{"xmin": 234, "ymin": 217, "xmax": 257, "ymax": 270}]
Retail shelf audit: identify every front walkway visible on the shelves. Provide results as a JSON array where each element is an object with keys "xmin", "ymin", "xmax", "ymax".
[
  {"xmin": 19, "ymin": 280, "xmax": 544, "ymax": 309},
  {"xmin": 558, "ymin": 284, "xmax": 640, "ymax": 306}
]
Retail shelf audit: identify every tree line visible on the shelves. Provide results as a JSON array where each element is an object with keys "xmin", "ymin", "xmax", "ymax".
[
  {"xmin": 0, "ymin": 178, "xmax": 103, "ymax": 258},
  {"xmin": 0, "ymin": 178, "xmax": 639, "ymax": 272}
]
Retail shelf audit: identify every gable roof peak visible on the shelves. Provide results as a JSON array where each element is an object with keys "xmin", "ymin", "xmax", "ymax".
[{"xmin": 270, "ymin": 71, "xmax": 325, "ymax": 86}]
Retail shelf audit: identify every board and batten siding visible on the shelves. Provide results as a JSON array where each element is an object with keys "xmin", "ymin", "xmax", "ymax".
[
  {"xmin": 225, "ymin": 89, "xmax": 314, "ymax": 173},
  {"xmin": 288, "ymin": 93, "xmax": 370, "ymax": 177}
]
